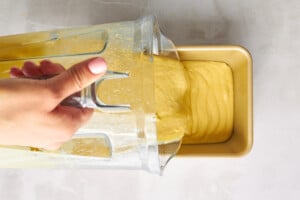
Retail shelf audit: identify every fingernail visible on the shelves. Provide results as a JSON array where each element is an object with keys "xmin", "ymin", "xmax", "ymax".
[
  {"xmin": 10, "ymin": 67, "xmax": 21, "ymax": 73},
  {"xmin": 9, "ymin": 67, "xmax": 18, "ymax": 75},
  {"xmin": 9, "ymin": 67, "xmax": 23, "ymax": 78},
  {"xmin": 88, "ymin": 57, "xmax": 107, "ymax": 74}
]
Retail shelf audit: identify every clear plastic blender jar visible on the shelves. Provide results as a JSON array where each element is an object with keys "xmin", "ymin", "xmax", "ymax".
[{"xmin": 0, "ymin": 16, "xmax": 181, "ymax": 174}]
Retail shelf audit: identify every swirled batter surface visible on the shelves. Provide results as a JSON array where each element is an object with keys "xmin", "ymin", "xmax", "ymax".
[{"xmin": 155, "ymin": 58, "xmax": 233, "ymax": 144}]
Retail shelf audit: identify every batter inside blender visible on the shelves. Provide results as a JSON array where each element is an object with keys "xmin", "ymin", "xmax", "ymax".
[{"xmin": 0, "ymin": 22, "xmax": 234, "ymax": 157}]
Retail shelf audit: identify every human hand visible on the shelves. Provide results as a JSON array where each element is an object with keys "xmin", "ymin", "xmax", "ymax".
[{"xmin": 0, "ymin": 57, "xmax": 107, "ymax": 150}]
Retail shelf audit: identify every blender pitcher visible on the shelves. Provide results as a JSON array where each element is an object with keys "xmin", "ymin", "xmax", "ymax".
[{"xmin": 0, "ymin": 16, "xmax": 181, "ymax": 174}]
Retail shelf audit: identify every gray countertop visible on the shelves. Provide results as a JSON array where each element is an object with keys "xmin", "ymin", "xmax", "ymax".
[{"xmin": 0, "ymin": 0, "xmax": 299, "ymax": 199}]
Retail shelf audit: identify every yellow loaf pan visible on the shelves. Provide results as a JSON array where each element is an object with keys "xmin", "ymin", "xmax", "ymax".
[{"xmin": 176, "ymin": 46, "xmax": 253, "ymax": 156}]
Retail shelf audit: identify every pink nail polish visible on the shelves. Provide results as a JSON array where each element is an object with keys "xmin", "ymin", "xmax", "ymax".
[{"xmin": 88, "ymin": 57, "xmax": 107, "ymax": 74}]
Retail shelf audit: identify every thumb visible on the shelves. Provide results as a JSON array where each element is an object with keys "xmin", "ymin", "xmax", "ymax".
[{"xmin": 47, "ymin": 57, "xmax": 107, "ymax": 100}]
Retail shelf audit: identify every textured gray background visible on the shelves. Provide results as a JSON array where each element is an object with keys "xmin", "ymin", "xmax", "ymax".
[{"xmin": 0, "ymin": 0, "xmax": 299, "ymax": 199}]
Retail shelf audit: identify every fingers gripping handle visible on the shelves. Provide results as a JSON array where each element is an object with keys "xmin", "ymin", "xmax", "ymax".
[{"xmin": 61, "ymin": 70, "xmax": 131, "ymax": 113}]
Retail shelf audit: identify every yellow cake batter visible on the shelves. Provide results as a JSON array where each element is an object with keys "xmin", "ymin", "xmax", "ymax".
[{"xmin": 154, "ymin": 57, "xmax": 234, "ymax": 144}]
